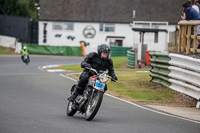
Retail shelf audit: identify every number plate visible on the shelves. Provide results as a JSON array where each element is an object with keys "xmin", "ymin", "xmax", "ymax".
[{"xmin": 94, "ymin": 80, "xmax": 105, "ymax": 92}]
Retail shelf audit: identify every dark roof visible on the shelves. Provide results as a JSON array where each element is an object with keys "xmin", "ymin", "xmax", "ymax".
[{"xmin": 39, "ymin": 0, "xmax": 185, "ymax": 25}]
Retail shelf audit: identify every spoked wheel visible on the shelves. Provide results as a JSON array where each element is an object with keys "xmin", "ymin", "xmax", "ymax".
[
  {"xmin": 66, "ymin": 101, "xmax": 77, "ymax": 116},
  {"xmin": 85, "ymin": 91, "xmax": 103, "ymax": 121}
]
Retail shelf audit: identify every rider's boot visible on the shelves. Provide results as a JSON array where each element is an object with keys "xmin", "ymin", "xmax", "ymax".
[
  {"xmin": 67, "ymin": 87, "xmax": 81, "ymax": 102},
  {"xmin": 21, "ymin": 56, "xmax": 24, "ymax": 62}
]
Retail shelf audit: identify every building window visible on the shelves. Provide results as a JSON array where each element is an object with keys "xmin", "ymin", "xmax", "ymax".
[
  {"xmin": 135, "ymin": 23, "xmax": 150, "ymax": 28},
  {"xmin": 152, "ymin": 24, "xmax": 159, "ymax": 29},
  {"xmin": 115, "ymin": 40, "xmax": 123, "ymax": 46},
  {"xmin": 106, "ymin": 36, "xmax": 125, "ymax": 46},
  {"xmin": 109, "ymin": 40, "xmax": 123, "ymax": 46},
  {"xmin": 53, "ymin": 22, "xmax": 74, "ymax": 31},
  {"xmin": 100, "ymin": 23, "xmax": 115, "ymax": 32},
  {"xmin": 154, "ymin": 32, "xmax": 158, "ymax": 43}
]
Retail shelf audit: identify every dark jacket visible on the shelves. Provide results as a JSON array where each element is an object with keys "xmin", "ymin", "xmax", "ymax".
[
  {"xmin": 81, "ymin": 52, "xmax": 115, "ymax": 77},
  {"xmin": 184, "ymin": 6, "xmax": 200, "ymax": 35},
  {"xmin": 185, "ymin": 6, "xmax": 200, "ymax": 20}
]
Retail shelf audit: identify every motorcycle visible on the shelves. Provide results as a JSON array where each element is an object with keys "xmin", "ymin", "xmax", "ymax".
[
  {"xmin": 22, "ymin": 54, "xmax": 30, "ymax": 65},
  {"xmin": 66, "ymin": 68, "xmax": 117, "ymax": 121}
]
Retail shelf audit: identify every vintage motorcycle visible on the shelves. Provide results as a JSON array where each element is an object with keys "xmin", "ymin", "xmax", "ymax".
[{"xmin": 66, "ymin": 68, "xmax": 117, "ymax": 121}]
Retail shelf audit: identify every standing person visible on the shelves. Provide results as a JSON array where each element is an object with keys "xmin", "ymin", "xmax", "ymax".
[
  {"xmin": 194, "ymin": 0, "xmax": 200, "ymax": 48},
  {"xmin": 181, "ymin": 0, "xmax": 200, "ymax": 47},
  {"xmin": 192, "ymin": 0, "xmax": 199, "ymax": 13},
  {"xmin": 80, "ymin": 41, "xmax": 86, "ymax": 57},
  {"xmin": 21, "ymin": 46, "xmax": 30, "ymax": 62},
  {"xmin": 195, "ymin": 0, "xmax": 200, "ymax": 12},
  {"xmin": 182, "ymin": 0, "xmax": 200, "ymax": 21},
  {"xmin": 68, "ymin": 44, "xmax": 118, "ymax": 102},
  {"xmin": 191, "ymin": 0, "xmax": 200, "ymax": 48}
]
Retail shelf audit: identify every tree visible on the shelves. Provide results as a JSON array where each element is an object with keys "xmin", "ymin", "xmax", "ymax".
[{"xmin": 0, "ymin": 0, "xmax": 39, "ymax": 21}]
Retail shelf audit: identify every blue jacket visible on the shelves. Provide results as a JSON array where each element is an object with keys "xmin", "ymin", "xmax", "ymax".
[
  {"xmin": 184, "ymin": 6, "xmax": 200, "ymax": 35},
  {"xmin": 185, "ymin": 6, "xmax": 200, "ymax": 20}
]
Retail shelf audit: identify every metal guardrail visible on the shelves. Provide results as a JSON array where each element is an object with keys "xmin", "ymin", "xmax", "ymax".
[
  {"xmin": 168, "ymin": 66, "xmax": 200, "ymax": 87},
  {"xmin": 149, "ymin": 52, "xmax": 200, "ymax": 108},
  {"xmin": 169, "ymin": 53, "xmax": 200, "ymax": 73}
]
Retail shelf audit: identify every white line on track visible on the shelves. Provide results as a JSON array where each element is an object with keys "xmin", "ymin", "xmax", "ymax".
[
  {"xmin": 38, "ymin": 66, "xmax": 45, "ymax": 71},
  {"xmin": 105, "ymin": 93, "xmax": 200, "ymax": 124},
  {"xmin": 59, "ymin": 74, "xmax": 77, "ymax": 82},
  {"xmin": 38, "ymin": 66, "xmax": 200, "ymax": 124},
  {"xmin": 59, "ymin": 73, "xmax": 200, "ymax": 124}
]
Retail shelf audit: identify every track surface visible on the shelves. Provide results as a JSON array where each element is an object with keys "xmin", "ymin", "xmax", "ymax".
[{"xmin": 0, "ymin": 55, "xmax": 199, "ymax": 133}]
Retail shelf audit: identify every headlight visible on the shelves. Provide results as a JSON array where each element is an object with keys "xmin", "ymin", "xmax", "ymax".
[{"xmin": 99, "ymin": 73, "xmax": 109, "ymax": 83}]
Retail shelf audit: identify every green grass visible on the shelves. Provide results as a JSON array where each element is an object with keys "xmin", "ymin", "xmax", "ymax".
[
  {"xmin": 57, "ymin": 64, "xmax": 82, "ymax": 72},
  {"xmin": 0, "ymin": 46, "xmax": 9, "ymax": 54},
  {"xmin": 112, "ymin": 57, "xmax": 127, "ymax": 69},
  {"xmin": 47, "ymin": 57, "xmax": 174, "ymax": 102},
  {"xmin": 0, "ymin": 46, "xmax": 16, "ymax": 55}
]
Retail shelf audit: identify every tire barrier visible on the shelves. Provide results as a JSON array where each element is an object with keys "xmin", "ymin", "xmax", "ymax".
[
  {"xmin": 127, "ymin": 50, "xmax": 135, "ymax": 68},
  {"xmin": 149, "ymin": 52, "xmax": 200, "ymax": 108},
  {"xmin": 110, "ymin": 46, "xmax": 132, "ymax": 57}
]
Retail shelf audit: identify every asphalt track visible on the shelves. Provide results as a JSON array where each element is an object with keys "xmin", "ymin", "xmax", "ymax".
[{"xmin": 0, "ymin": 55, "xmax": 200, "ymax": 133}]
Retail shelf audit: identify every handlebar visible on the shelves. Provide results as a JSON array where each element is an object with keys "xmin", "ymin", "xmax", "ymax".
[
  {"xmin": 85, "ymin": 67, "xmax": 97, "ymax": 74},
  {"xmin": 107, "ymin": 76, "xmax": 118, "ymax": 82},
  {"xmin": 85, "ymin": 67, "xmax": 118, "ymax": 82}
]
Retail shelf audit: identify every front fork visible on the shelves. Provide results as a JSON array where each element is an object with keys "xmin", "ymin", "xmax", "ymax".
[{"xmin": 88, "ymin": 88, "xmax": 96, "ymax": 105}]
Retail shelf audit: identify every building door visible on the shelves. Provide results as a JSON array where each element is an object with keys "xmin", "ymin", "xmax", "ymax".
[{"xmin": 115, "ymin": 40, "xmax": 123, "ymax": 46}]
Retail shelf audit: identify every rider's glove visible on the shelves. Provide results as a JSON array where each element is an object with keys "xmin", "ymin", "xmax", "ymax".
[
  {"xmin": 89, "ymin": 68, "xmax": 97, "ymax": 75},
  {"xmin": 85, "ymin": 64, "xmax": 91, "ymax": 69},
  {"xmin": 111, "ymin": 75, "xmax": 118, "ymax": 81}
]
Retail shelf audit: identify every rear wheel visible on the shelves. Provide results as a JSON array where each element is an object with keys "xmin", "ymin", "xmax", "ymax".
[{"xmin": 85, "ymin": 91, "xmax": 103, "ymax": 121}]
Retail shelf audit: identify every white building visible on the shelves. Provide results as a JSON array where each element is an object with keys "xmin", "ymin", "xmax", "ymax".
[{"xmin": 39, "ymin": 0, "xmax": 184, "ymax": 54}]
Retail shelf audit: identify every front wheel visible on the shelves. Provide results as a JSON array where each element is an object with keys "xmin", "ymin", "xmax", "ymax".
[
  {"xmin": 66, "ymin": 84, "xmax": 78, "ymax": 116},
  {"xmin": 66, "ymin": 101, "xmax": 77, "ymax": 116},
  {"xmin": 85, "ymin": 91, "xmax": 104, "ymax": 121}
]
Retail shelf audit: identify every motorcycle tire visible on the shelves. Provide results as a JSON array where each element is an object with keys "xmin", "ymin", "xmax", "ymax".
[
  {"xmin": 66, "ymin": 101, "xmax": 77, "ymax": 116},
  {"xmin": 66, "ymin": 84, "xmax": 78, "ymax": 116},
  {"xmin": 85, "ymin": 91, "xmax": 103, "ymax": 121},
  {"xmin": 70, "ymin": 84, "xmax": 77, "ymax": 93}
]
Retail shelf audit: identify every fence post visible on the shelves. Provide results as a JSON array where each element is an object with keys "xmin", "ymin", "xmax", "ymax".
[
  {"xmin": 193, "ymin": 25, "xmax": 197, "ymax": 54},
  {"xmin": 178, "ymin": 25, "xmax": 182, "ymax": 53},
  {"xmin": 182, "ymin": 25, "xmax": 186, "ymax": 52},
  {"xmin": 186, "ymin": 25, "xmax": 191, "ymax": 54}
]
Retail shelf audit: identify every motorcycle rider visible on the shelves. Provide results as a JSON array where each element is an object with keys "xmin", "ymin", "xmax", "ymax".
[
  {"xmin": 68, "ymin": 44, "xmax": 118, "ymax": 102},
  {"xmin": 21, "ymin": 46, "xmax": 30, "ymax": 62}
]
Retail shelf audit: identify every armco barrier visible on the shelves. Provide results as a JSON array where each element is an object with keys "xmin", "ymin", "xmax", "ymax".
[
  {"xmin": 149, "ymin": 52, "xmax": 200, "ymax": 108},
  {"xmin": 22, "ymin": 43, "xmax": 82, "ymax": 56},
  {"xmin": 169, "ymin": 53, "xmax": 200, "ymax": 73}
]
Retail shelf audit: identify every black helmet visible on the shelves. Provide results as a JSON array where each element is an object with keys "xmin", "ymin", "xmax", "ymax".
[{"xmin": 98, "ymin": 44, "xmax": 111, "ymax": 59}]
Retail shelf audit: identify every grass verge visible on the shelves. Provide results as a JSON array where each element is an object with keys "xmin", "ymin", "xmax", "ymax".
[
  {"xmin": 0, "ymin": 46, "xmax": 16, "ymax": 55},
  {"xmin": 47, "ymin": 57, "xmax": 175, "ymax": 103}
]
